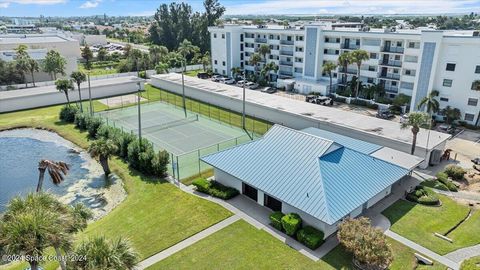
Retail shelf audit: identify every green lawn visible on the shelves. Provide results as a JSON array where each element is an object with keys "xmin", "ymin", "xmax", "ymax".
[
  {"xmin": 79, "ymin": 64, "xmax": 118, "ymax": 76},
  {"xmin": 460, "ymin": 256, "xmax": 480, "ymax": 270},
  {"xmin": 147, "ymin": 220, "xmax": 446, "ymax": 270},
  {"xmin": 383, "ymin": 195, "xmax": 480, "ymax": 255},
  {"xmin": 184, "ymin": 69, "xmax": 203, "ymax": 77},
  {"xmin": 0, "ymin": 104, "xmax": 232, "ymax": 269}
]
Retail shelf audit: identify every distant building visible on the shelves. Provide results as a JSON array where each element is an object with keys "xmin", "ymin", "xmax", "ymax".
[
  {"xmin": 209, "ymin": 23, "xmax": 480, "ymax": 126},
  {"xmin": 0, "ymin": 34, "xmax": 80, "ymax": 83},
  {"xmin": 6, "ymin": 24, "xmax": 38, "ymax": 34}
]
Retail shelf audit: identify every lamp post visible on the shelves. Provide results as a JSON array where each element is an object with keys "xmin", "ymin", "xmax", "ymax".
[
  {"xmin": 137, "ymin": 81, "xmax": 142, "ymax": 146},
  {"xmin": 181, "ymin": 59, "xmax": 187, "ymax": 118},
  {"xmin": 87, "ymin": 71, "xmax": 93, "ymax": 116},
  {"xmin": 242, "ymin": 71, "xmax": 246, "ymax": 130}
]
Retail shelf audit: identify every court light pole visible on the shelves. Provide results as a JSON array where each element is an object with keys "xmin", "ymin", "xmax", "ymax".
[
  {"xmin": 242, "ymin": 71, "xmax": 246, "ymax": 130},
  {"xmin": 87, "ymin": 70, "xmax": 93, "ymax": 116},
  {"xmin": 181, "ymin": 59, "xmax": 187, "ymax": 118},
  {"xmin": 137, "ymin": 81, "xmax": 142, "ymax": 146}
]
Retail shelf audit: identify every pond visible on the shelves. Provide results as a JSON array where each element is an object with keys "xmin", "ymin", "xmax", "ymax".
[{"xmin": 0, "ymin": 128, "xmax": 126, "ymax": 218}]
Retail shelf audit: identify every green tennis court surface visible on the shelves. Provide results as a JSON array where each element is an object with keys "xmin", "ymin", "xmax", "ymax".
[{"xmin": 97, "ymin": 101, "xmax": 251, "ymax": 179}]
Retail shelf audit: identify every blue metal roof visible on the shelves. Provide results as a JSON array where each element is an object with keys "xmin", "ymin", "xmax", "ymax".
[
  {"xmin": 302, "ymin": 127, "xmax": 382, "ymax": 155},
  {"xmin": 201, "ymin": 125, "xmax": 409, "ymax": 225}
]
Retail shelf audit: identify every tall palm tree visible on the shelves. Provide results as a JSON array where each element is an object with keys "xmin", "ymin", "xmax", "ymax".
[
  {"xmin": 201, "ymin": 51, "xmax": 211, "ymax": 72},
  {"xmin": 27, "ymin": 58, "xmax": 39, "ymax": 87},
  {"xmin": 441, "ymin": 106, "xmax": 461, "ymax": 125},
  {"xmin": 249, "ymin": 53, "xmax": 262, "ymax": 76},
  {"xmin": 43, "ymin": 50, "xmax": 66, "ymax": 80},
  {"xmin": 261, "ymin": 62, "xmax": 279, "ymax": 84},
  {"xmin": 70, "ymin": 71, "xmax": 87, "ymax": 112},
  {"xmin": 68, "ymin": 236, "xmax": 138, "ymax": 270},
  {"xmin": 351, "ymin": 50, "xmax": 369, "ymax": 98},
  {"xmin": 322, "ymin": 62, "xmax": 337, "ymax": 94},
  {"xmin": 258, "ymin": 44, "xmax": 271, "ymax": 61},
  {"xmin": 417, "ymin": 90, "xmax": 440, "ymax": 114},
  {"xmin": 81, "ymin": 45, "xmax": 94, "ymax": 115},
  {"xmin": 231, "ymin": 67, "xmax": 242, "ymax": 79},
  {"xmin": 148, "ymin": 45, "xmax": 168, "ymax": 66},
  {"xmin": 55, "ymin": 79, "xmax": 74, "ymax": 106},
  {"xmin": 36, "ymin": 160, "xmax": 70, "ymax": 192},
  {"xmin": 338, "ymin": 51, "xmax": 353, "ymax": 87},
  {"xmin": 155, "ymin": 62, "xmax": 169, "ymax": 74},
  {"xmin": 400, "ymin": 112, "xmax": 429, "ymax": 155},
  {"xmin": 88, "ymin": 139, "xmax": 118, "ymax": 176},
  {"xmin": 178, "ymin": 39, "xmax": 197, "ymax": 70}
]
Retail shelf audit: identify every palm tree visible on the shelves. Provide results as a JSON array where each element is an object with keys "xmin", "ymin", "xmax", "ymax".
[
  {"xmin": 258, "ymin": 44, "xmax": 271, "ymax": 61},
  {"xmin": 441, "ymin": 106, "xmax": 462, "ymax": 125},
  {"xmin": 43, "ymin": 50, "xmax": 66, "ymax": 80},
  {"xmin": 68, "ymin": 236, "xmax": 138, "ymax": 270},
  {"xmin": 70, "ymin": 71, "xmax": 87, "ymax": 112},
  {"xmin": 149, "ymin": 45, "xmax": 168, "ymax": 66},
  {"xmin": 338, "ymin": 51, "xmax": 353, "ymax": 87},
  {"xmin": 55, "ymin": 79, "xmax": 74, "ymax": 106},
  {"xmin": 36, "ymin": 159, "xmax": 70, "ymax": 192},
  {"xmin": 15, "ymin": 44, "xmax": 30, "ymax": 87},
  {"xmin": 351, "ymin": 50, "xmax": 369, "ymax": 98},
  {"xmin": 201, "ymin": 51, "xmax": 210, "ymax": 72},
  {"xmin": 417, "ymin": 90, "xmax": 440, "ymax": 114},
  {"xmin": 322, "ymin": 62, "xmax": 337, "ymax": 94},
  {"xmin": 249, "ymin": 53, "xmax": 262, "ymax": 76},
  {"xmin": 231, "ymin": 67, "xmax": 242, "ymax": 79},
  {"xmin": 261, "ymin": 62, "xmax": 279, "ymax": 84},
  {"xmin": 155, "ymin": 62, "xmax": 169, "ymax": 74},
  {"xmin": 27, "ymin": 58, "xmax": 39, "ymax": 87},
  {"xmin": 178, "ymin": 39, "xmax": 197, "ymax": 70},
  {"xmin": 88, "ymin": 139, "xmax": 118, "ymax": 176},
  {"xmin": 400, "ymin": 112, "xmax": 429, "ymax": 155},
  {"xmin": 81, "ymin": 45, "xmax": 94, "ymax": 70}
]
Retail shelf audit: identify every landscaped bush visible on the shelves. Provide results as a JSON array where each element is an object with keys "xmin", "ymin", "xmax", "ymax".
[
  {"xmin": 444, "ymin": 165, "xmax": 466, "ymax": 180},
  {"xmin": 151, "ymin": 150, "xmax": 169, "ymax": 177},
  {"xmin": 116, "ymin": 131, "xmax": 136, "ymax": 158},
  {"xmin": 420, "ymin": 179, "xmax": 449, "ymax": 191},
  {"xmin": 436, "ymin": 172, "xmax": 458, "ymax": 192},
  {"xmin": 127, "ymin": 138, "xmax": 154, "ymax": 170},
  {"xmin": 86, "ymin": 117, "xmax": 103, "ymax": 138},
  {"xmin": 59, "ymin": 106, "xmax": 79, "ymax": 123},
  {"xmin": 296, "ymin": 226, "xmax": 325, "ymax": 250},
  {"xmin": 281, "ymin": 213, "xmax": 302, "ymax": 236},
  {"xmin": 406, "ymin": 186, "xmax": 440, "ymax": 205},
  {"xmin": 192, "ymin": 178, "xmax": 239, "ymax": 200},
  {"xmin": 269, "ymin": 211, "xmax": 285, "ymax": 231},
  {"xmin": 74, "ymin": 112, "xmax": 88, "ymax": 130},
  {"xmin": 96, "ymin": 124, "xmax": 121, "ymax": 140},
  {"xmin": 138, "ymin": 147, "xmax": 155, "ymax": 172}
]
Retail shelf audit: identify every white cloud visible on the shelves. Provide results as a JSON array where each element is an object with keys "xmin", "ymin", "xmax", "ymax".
[
  {"xmin": 0, "ymin": 2, "xmax": 9, "ymax": 7},
  {"xmin": 80, "ymin": 0, "xmax": 101, "ymax": 9},
  {"xmin": 0, "ymin": 0, "xmax": 65, "ymax": 5},
  {"xmin": 225, "ymin": 0, "xmax": 480, "ymax": 15}
]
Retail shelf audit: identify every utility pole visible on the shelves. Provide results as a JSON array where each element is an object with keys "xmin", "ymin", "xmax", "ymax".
[
  {"xmin": 87, "ymin": 71, "xmax": 93, "ymax": 116},
  {"xmin": 137, "ymin": 82, "xmax": 142, "ymax": 146},
  {"xmin": 181, "ymin": 59, "xmax": 187, "ymax": 118},
  {"xmin": 242, "ymin": 71, "xmax": 246, "ymax": 129}
]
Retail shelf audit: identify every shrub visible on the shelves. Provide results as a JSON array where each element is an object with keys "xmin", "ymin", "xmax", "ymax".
[
  {"xmin": 116, "ymin": 131, "xmax": 136, "ymax": 158},
  {"xmin": 406, "ymin": 186, "xmax": 440, "ymax": 205},
  {"xmin": 86, "ymin": 117, "xmax": 103, "ymax": 138},
  {"xmin": 420, "ymin": 179, "xmax": 449, "ymax": 191},
  {"xmin": 297, "ymin": 226, "xmax": 325, "ymax": 250},
  {"xmin": 281, "ymin": 213, "xmax": 302, "ymax": 236},
  {"xmin": 59, "ymin": 106, "xmax": 79, "ymax": 123},
  {"xmin": 269, "ymin": 211, "xmax": 284, "ymax": 231},
  {"xmin": 74, "ymin": 112, "xmax": 88, "ymax": 130},
  {"xmin": 151, "ymin": 150, "xmax": 169, "ymax": 177},
  {"xmin": 192, "ymin": 178, "xmax": 239, "ymax": 200},
  {"xmin": 138, "ymin": 147, "xmax": 155, "ymax": 172},
  {"xmin": 127, "ymin": 138, "xmax": 153, "ymax": 171},
  {"xmin": 436, "ymin": 172, "xmax": 458, "ymax": 192},
  {"xmin": 96, "ymin": 125, "xmax": 121, "ymax": 140},
  {"xmin": 444, "ymin": 165, "xmax": 466, "ymax": 180}
]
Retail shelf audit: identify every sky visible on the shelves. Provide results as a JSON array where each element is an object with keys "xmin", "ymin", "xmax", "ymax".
[{"xmin": 0, "ymin": 0, "xmax": 479, "ymax": 17}]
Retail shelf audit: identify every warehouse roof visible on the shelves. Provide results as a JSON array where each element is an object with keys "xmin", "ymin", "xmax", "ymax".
[{"xmin": 202, "ymin": 125, "xmax": 421, "ymax": 225}]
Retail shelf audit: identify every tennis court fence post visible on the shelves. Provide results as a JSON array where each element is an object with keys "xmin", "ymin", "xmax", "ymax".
[
  {"xmin": 170, "ymin": 153, "xmax": 175, "ymax": 179},
  {"xmin": 197, "ymin": 149, "xmax": 201, "ymax": 176},
  {"xmin": 176, "ymin": 155, "xmax": 180, "ymax": 181}
]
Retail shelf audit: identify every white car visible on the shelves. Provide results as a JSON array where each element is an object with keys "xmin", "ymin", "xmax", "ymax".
[
  {"xmin": 236, "ymin": 80, "xmax": 247, "ymax": 87},
  {"xmin": 400, "ymin": 114, "xmax": 409, "ymax": 124},
  {"xmin": 223, "ymin": 78, "xmax": 236, "ymax": 84},
  {"xmin": 211, "ymin": 75, "xmax": 223, "ymax": 82}
]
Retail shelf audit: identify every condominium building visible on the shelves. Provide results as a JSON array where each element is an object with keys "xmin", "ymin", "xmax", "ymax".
[
  {"xmin": 208, "ymin": 23, "xmax": 480, "ymax": 126},
  {"xmin": 0, "ymin": 33, "xmax": 80, "ymax": 83}
]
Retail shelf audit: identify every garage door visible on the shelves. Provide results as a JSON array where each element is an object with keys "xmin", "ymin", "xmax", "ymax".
[
  {"xmin": 242, "ymin": 183, "xmax": 258, "ymax": 201},
  {"xmin": 264, "ymin": 194, "xmax": 282, "ymax": 212}
]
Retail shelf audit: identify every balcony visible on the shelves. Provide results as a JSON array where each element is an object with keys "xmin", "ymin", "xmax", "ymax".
[
  {"xmin": 341, "ymin": 44, "xmax": 360, "ymax": 50},
  {"xmin": 382, "ymin": 46, "xmax": 404, "ymax": 53},
  {"xmin": 255, "ymin": 38, "xmax": 267, "ymax": 43},
  {"xmin": 279, "ymin": 50, "xmax": 293, "ymax": 56},
  {"xmin": 379, "ymin": 73, "xmax": 401, "ymax": 80},
  {"xmin": 279, "ymin": 70, "xmax": 293, "ymax": 78},
  {"xmin": 280, "ymin": 40, "xmax": 294, "ymax": 45},
  {"xmin": 384, "ymin": 85, "xmax": 399, "ymax": 93},
  {"xmin": 279, "ymin": 61, "xmax": 293, "ymax": 66},
  {"xmin": 338, "ymin": 67, "xmax": 358, "ymax": 75},
  {"xmin": 379, "ymin": 60, "xmax": 402, "ymax": 67}
]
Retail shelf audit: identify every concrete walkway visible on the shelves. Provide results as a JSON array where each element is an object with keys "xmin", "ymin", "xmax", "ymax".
[
  {"xmin": 445, "ymin": 244, "xmax": 480, "ymax": 263},
  {"xmin": 385, "ymin": 230, "xmax": 460, "ymax": 270},
  {"xmin": 137, "ymin": 215, "xmax": 240, "ymax": 269}
]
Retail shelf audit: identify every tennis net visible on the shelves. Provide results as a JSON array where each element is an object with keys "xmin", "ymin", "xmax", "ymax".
[{"xmin": 137, "ymin": 114, "xmax": 199, "ymax": 133}]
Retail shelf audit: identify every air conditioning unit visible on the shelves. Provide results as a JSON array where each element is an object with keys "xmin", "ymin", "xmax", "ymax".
[{"xmin": 473, "ymin": 31, "xmax": 479, "ymax": 37}]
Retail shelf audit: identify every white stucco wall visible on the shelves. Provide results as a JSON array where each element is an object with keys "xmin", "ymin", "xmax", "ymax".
[
  {"xmin": 282, "ymin": 202, "xmax": 338, "ymax": 238},
  {"xmin": 366, "ymin": 186, "xmax": 392, "ymax": 208},
  {"xmin": 214, "ymin": 169, "xmax": 243, "ymax": 191}
]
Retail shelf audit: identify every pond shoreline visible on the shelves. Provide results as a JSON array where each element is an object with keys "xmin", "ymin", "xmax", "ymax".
[{"xmin": 0, "ymin": 128, "xmax": 127, "ymax": 220}]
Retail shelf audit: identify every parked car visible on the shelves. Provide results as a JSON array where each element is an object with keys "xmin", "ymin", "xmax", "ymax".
[
  {"xmin": 315, "ymin": 96, "xmax": 333, "ymax": 106},
  {"xmin": 197, "ymin": 72, "xmax": 210, "ymax": 79},
  {"xmin": 261, "ymin": 87, "xmax": 277, "ymax": 94},
  {"xmin": 223, "ymin": 78, "xmax": 236, "ymax": 84},
  {"xmin": 400, "ymin": 114, "xmax": 409, "ymax": 124},
  {"xmin": 306, "ymin": 95, "xmax": 317, "ymax": 103},
  {"xmin": 437, "ymin": 124, "xmax": 456, "ymax": 134},
  {"xmin": 248, "ymin": 83, "xmax": 260, "ymax": 90},
  {"xmin": 376, "ymin": 110, "xmax": 394, "ymax": 119},
  {"xmin": 211, "ymin": 75, "xmax": 223, "ymax": 82},
  {"xmin": 236, "ymin": 80, "xmax": 247, "ymax": 87},
  {"xmin": 471, "ymin": 157, "xmax": 480, "ymax": 165}
]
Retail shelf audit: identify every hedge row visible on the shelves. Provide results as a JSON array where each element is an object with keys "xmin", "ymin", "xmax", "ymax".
[
  {"xmin": 192, "ymin": 178, "xmax": 239, "ymax": 200},
  {"xmin": 59, "ymin": 106, "xmax": 169, "ymax": 177},
  {"xmin": 269, "ymin": 211, "xmax": 325, "ymax": 250},
  {"xmin": 436, "ymin": 172, "xmax": 458, "ymax": 192},
  {"xmin": 406, "ymin": 186, "xmax": 440, "ymax": 206}
]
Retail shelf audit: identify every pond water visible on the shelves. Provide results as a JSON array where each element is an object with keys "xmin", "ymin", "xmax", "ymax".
[{"xmin": 0, "ymin": 129, "xmax": 126, "ymax": 217}]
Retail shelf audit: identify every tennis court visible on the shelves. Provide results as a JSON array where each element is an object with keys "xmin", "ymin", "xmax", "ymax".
[{"xmin": 97, "ymin": 101, "xmax": 252, "ymax": 179}]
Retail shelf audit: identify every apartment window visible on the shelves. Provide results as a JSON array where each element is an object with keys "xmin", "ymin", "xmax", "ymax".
[
  {"xmin": 370, "ymin": 53, "xmax": 377, "ymax": 59},
  {"xmin": 408, "ymin": 42, "xmax": 415, "ymax": 48},
  {"xmin": 222, "ymin": 34, "xmax": 225, "ymax": 39},
  {"xmin": 404, "ymin": 69, "xmax": 415, "ymax": 76},
  {"xmin": 367, "ymin": 77, "xmax": 375, "ymax": 84},
  {"xmin": 240, "ymin": 44, "xmax": 244, "ymax": 51},
  {"xmin": 336, "ymin": 38, "xmax": 340, "ymax": 43},
  {"xmin": 404, "ymin": 55, "xmax": 418, "ymax": 63},
  {"xmin": 240, "ymin": 53, "xmax": 244, "ymax": 60},
  {"xmin": 240, "ymin": 34, "xmax": 243, "ymax": 42},
  {"xmin": 213, "ymin": 33, "xmax": 217, "ymax": 38},
  {"xmin": 323, "ymin": 49, "xmax": 328, "ymax": 54},
  {"xmin": 222, "ymin": 61, "xmax": 225, "ymax": 66},
  {"xmin": 296, "ymin": 35, "xmax": 304, "ymax": 41},
  {"xmin": 335, "ymin": 50, "xmax": 339, "ymax": 55},
  {"xmin": 240, "ymin": 62, "xmax": 244, "ymax": 68},
  {"xmin": 396, "ymin": 41, "xmax": 402, "ymax": 47},
  {"xmin": 222, "ymin": 70, "xmax": 226, "ymax": 75},
  {"xmin": 214, "ymin": 60, "xmax": 218, "ymax": 65},
  {"xmin": 465, "ymin": 113, "xmax": 475, "ymax": 121},
  {"xmin": 325, "ymin": 37, "xmax": 330, "ymax": 43},
  {"xmin": 214, "ymin": 68, "xmax": 218, "ymax": 73},
  {"xmin": 368, "ymin": 66, "xmax": 376, "ymax": 71},
  {"xmin": 391, "ymin": 81, "xmax": 397, "ymax": 86},
  {"xmin": 295, "ymin": 57, "xmax": 303, "ymax": 63},
  {"xmin": 393, "ymin": 69, "xmax": 399, "ymax": 74},
  {"xmin": 443, "ymin": 79, "xmax": 453, "ymax": 87},
  {"xmin": 295, "ymin": 47, "xmax": 303, "ymax": 52},
  {"xmin": 394, "ymin": 55, "xmax": 401, "ymax": 60},
  {"xmin": 475, "ymin": 65, "xmax": 480, "ymax": 74},
  {"xmin": 446, "ymin": 63, "xmax": 456, "ymax": 71},
  {"xmin": 440, "ymin": 97, "xmax": 449, "ymax": 102},
  {"xmin": 468, "ymin": 98, "xmax": 478, "ymax": 106}
]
